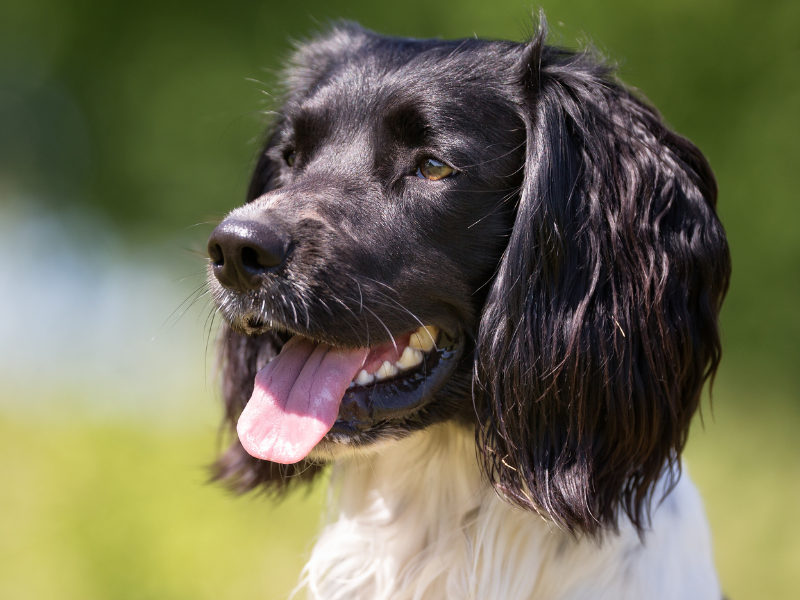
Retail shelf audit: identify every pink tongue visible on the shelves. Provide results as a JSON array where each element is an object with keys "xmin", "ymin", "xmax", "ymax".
[{"xmin": 237, "ymin": 337, "xmax": 369, "ymax": 464}]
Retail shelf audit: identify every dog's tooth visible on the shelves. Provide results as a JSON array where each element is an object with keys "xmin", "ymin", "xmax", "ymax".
[
  {"xmin": 409, "ymin": 326, "xmax": 439, "ymax": 352},
  {"xmin": 375, "ymin": 360, "xmax": 399, "ymax": 380},
  {"xmin": 396, "ymin": 346, "xmax": 423, "ymax": 370},
  {"xmin": 355, "ymin": 369, "xmax": 374, "ymax": 386}
]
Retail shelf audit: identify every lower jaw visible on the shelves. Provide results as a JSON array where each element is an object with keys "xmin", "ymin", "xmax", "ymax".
[
  {"xmin": 325, "ymin": 330, "xmax": 463, "ymax": 440},
  {"xmin": 308, "ymin": 433, "xmax": 400, "ymax": 461}
]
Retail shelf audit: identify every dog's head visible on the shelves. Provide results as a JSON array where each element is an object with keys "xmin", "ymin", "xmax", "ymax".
[{"xmin": 207, "ymin": 20, "xmax": 730, "ymax": 536}]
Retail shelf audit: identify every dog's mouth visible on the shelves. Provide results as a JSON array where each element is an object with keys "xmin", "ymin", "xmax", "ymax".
[{"xmin": 236, "ymin": 325, "xmax": 463, "ymax": 464}]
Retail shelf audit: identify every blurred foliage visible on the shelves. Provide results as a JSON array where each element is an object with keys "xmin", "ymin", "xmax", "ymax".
[
  {"xmin": 1, "ymin": 1, "xmax": 798, "ymax": 598},
  {"xmin": 1, "ymin": 0, "xmax": 798, "ymax": 396}
]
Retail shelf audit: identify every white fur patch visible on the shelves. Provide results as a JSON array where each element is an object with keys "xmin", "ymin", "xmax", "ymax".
[{"xmin": 296, "ymin": 423, "xmax": 721, "ymax": 600}]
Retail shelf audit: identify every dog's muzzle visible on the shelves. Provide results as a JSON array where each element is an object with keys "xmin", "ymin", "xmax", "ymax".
[{"xmin": 207, "ymin": 216, "xmax": 464, "ymax": 464}]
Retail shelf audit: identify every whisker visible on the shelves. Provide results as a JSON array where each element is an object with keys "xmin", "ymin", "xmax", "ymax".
[
  {"xmin": 468, "ymin": 185, "xmax": 521, "ymax": 226},
  {"xmin": 455, "ymin": 140, "xmax": 526, "ymax": 170},
  {"xmin": 349, "ymin": 274, "xmax": 427, "ymax": 331},
  {"xmin": 361, "ymin": 305, "xmax": 397, "ymax": 354},
  {"xmin": 156, "ymin": 279, "xmax": 211, "ymax": 338}
]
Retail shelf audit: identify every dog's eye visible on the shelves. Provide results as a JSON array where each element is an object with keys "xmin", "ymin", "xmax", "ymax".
[
  {"xmin": 416, "ymin": 158, "xmax": 454, "ymax": 181},
  {"xmin": 285, "ymin": 151, "xmax": 296, "ymax": 167}
]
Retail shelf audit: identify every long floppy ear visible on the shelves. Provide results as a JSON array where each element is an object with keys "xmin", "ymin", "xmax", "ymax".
[
  {"xmin": 475, "ymin": 21, "xmax": 731, "ymax": 536},
  {"xmin": 210, "ymin": 132, "xmax": 324, "ymax": 495}
]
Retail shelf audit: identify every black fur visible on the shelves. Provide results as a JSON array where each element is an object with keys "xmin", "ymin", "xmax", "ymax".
[{"xmin": 209, "ymin": 17, "xmax": 730, "ymax": 536}]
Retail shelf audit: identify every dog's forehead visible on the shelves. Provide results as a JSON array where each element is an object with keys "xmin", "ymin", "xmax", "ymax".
[{"xmin": 286, "ymin": 37, "xmax": 520, "ymax": 126}]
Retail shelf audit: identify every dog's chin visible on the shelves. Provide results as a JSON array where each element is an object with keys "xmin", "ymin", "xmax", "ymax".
[{"xmin": 307, "ymin": 431, "xmax": 410, "ymax": 462}]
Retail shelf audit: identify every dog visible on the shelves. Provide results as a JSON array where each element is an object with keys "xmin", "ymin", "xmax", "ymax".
[{"xmin": 206, "ymin": 17, "xmax": 731, "ymax": 600}]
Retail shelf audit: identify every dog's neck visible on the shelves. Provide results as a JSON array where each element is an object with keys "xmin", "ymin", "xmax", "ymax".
[{"xmin": 300, "ymin": 423, "xmax": 720, "ymax": 600}]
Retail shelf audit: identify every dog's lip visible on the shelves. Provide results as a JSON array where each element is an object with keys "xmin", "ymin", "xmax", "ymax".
[
  {"xmin": 239, "ymin": 320, "xmax": 462, "ymax": 449},
  {"xmin": 223, "ymin": 300, "xmax": 464, "ymax": 437},
  {"xmin": 328, "ymin": 329, "xmax": 463, "ymax": 436},
  {"xmin": 238, "ymin": 311, "xmax": 455, "ymax": 353}
]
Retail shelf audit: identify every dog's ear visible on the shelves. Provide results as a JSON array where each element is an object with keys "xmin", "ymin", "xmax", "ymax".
[
  {"xmin": 210, "ymin": 133, "xmax": 324, "ymax": 495},
  {"xmin": 475, "ymin": 20, "xmax": 731, "ymax": 536}
]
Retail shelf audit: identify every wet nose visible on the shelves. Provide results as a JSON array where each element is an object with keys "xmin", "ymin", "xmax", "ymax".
[{"xmin": 207, "ymin": 219, "xmax": 289, "ymax": 292}]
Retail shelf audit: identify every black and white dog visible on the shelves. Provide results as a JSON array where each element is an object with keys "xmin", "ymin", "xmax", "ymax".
[{"xmin": 206, "ymin": 18, "xmax": 730, "ymax": 599}]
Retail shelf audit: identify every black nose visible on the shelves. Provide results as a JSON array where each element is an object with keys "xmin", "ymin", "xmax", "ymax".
[{"xmin": 207, "ymin": 219, "xmax": 289, "ymax": 291}]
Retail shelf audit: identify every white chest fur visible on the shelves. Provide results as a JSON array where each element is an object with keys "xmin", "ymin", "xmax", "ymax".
[{"xmin": 299, "ymin": 424, "xmax": 720, "ymax": 600}]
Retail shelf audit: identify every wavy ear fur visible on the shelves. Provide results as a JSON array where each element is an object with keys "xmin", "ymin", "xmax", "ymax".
[{"xmin": 475, "ymin": 21, "xmax": 731, "ymax": 536}]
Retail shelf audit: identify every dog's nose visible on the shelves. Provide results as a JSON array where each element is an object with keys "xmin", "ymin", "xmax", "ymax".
[{"xmin": 207, "ymin": 219, "xmax": 289, "ymax": 291}]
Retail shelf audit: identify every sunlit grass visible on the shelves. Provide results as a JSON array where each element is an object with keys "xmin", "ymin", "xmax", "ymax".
[
  {"xmin": 0, "ymin": 409, "xmax": 324, "ymax": 600},
  {"xmin": 1, "ymin": 386, "xmax": 797, "ymax": 599},
  {"xmin": 684, "ymin": 388, "xmax": 800, "ymax": 600}
]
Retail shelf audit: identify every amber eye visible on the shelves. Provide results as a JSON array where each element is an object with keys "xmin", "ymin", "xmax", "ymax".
[
  {"xmin": 285, "ymin": 151, "xmax": 296, "ymax": 167},
  {"xmin": 416, "ymin": 158, "xmax": 454, "ymax": 181}
]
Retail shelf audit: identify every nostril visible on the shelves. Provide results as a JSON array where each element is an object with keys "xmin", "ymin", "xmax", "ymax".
[
  {"xmin": 241, "ymin": 246, "xmax": 260, "ymax": 270},
  {"xmin": 240, "ymin": 243, "xmax": 284, "ymax": 272},
  {"xmin": 208, "ymin": 242, "xmax": 225, "ymax": 266}
]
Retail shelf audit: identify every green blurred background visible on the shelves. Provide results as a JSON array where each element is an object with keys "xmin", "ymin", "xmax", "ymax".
[{"xmin": 1, "ymin": 0, "xmax": 797, "ymax": 598}]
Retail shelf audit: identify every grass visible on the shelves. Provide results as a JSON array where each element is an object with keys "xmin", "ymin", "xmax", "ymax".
[
  {"xmin": 0, "ymin": 409, "xmax": 324, "ymax": 600},
  {"xmin": 1, "ymin": 386, "xmax": 797, "ymax": 599},
  {"xmin": 684, "ymin": 388, "xmax": 800, "ymax": 599}
]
